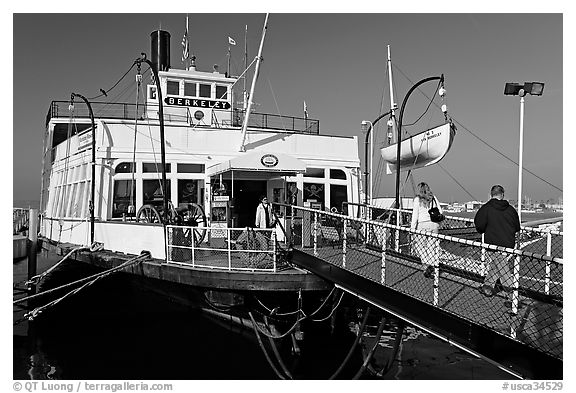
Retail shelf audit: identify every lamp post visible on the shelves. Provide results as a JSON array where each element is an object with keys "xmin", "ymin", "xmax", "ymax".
[
  {"xmin": 504, "ymin": 82, "xmax": 545, "ymax": 224},
  {"xmin": 361, "ymin": 111, "xmax": 393, "ymax": 213},
  {"xmin": 396, "ymin": 75, "xmax": 445, "ymax": 209}
]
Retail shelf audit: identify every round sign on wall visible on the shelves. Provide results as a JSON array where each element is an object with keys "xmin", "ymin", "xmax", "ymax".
[{"xmin": 260, "ymin": 154, "xmax": 279, "ymax": 168}]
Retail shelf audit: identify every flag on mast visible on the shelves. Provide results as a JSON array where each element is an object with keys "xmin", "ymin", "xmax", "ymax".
[
  {"xmin": 181, "ymin": 16, "xmax": 190, "ymax": 64},
  {"xmin": 228, "ymin": 36, "xmax": 237, "ymax": 46}
]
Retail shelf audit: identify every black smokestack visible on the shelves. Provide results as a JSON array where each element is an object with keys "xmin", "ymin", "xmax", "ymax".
[{"xmin": 150, "ymin": 30, "xmax": 171, "ymax": 72}]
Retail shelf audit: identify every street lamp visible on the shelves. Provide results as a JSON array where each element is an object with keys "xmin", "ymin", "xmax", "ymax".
[{"xmin": 504, "ymin": 81, "xmax": 545, "ymax": 224}]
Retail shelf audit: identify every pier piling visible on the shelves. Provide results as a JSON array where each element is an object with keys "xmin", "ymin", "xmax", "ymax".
[{"xmin": 27, "ymin": 208, "xmax": 38, "ymax": 295}]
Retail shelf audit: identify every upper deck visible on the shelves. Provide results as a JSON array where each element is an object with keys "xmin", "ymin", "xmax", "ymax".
[{"xmin": 46, "ymin": 100, "xmax": 319, "ymax": 135}]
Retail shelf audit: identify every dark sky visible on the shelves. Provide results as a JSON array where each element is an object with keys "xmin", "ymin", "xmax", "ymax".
[{"xmin": 12, "ymin": 12, "xmax": 563, "ymax": 204}]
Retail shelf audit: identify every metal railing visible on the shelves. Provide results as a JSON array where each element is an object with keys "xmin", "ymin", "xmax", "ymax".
[
  {"xmin": 342, "ymin": 202, "xmax": 563, "ymax": 259},
  {"xmin": 46, "ymin": 101, "xmax": 319, "ymax": 135},
  {"xmin": 287, "ymin": 204, "xmax": 563, "ymax": 359},
  {"xmin": 13, "ymin": 208, "xmax": 30, "ymax": 234},
  {"xmin": 166, "ymin": 225, "xmax": 279, "ymax": 272}
]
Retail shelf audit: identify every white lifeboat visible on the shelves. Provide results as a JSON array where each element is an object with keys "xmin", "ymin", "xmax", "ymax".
[{"xmin": 380, "ymin": 122, "xmax": 456, "ymax": 174}]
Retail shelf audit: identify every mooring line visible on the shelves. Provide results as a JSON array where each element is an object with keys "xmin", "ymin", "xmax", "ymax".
[
  {"xmin": 352, "ymin": 315, "xmax": 387, "ymax": 379},
  {"xmin": 25, "ymin": 242, "xmax": 104, "ymax": 288},
  {"xmin": 248, "ymin": 311, "xmax": 288, "ymax": 380},
  {"xmin": 328, "ymin": 306, "xmax": 371, "ymax": 380},
  {"xmin": 264, "ymin": 316, "xmax": 293, "ymax": 379},
  {"xmin": 13, "ymin": 251, "xmax": 150, "ymax": 316}
]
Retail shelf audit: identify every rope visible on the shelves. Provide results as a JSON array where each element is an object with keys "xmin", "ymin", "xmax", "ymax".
[
  {"xmin": 402, "ymin": 79, "xmax": 442, "ymax": 127},
  {"xmin": 371, "ymin": 321, "xmax": 405, "ymax": 377},
  {"xmin": 13, "ymin": 251, "xmax": 150, "ymax": 308},
  {"xmin": 24, "ymin": 242, "xmax": 103, "ymax": 287},
  {"xmin": 250, "ymin": 310, "xmax": 306, "ymax": 340},
  {"xmin": 264, "ymin": 316, "xmax": 293, "ymax": 379},
  {"xmin": 352, "ymin": 315, "xmax": 387, "ymax": 379},
  {"xmin": 310, "ymin": 290, "xmax": 345, "ymax": 322},
  {"xmin": 328, "ymin": 306, "xmax": 371, "ymax": 379},
  {"xmin": 254, "ymin": 286, "xmax": 340, "ymax": 321},
  {"xmin": 88, "ymin": 62, "xmax": 136, "ymax": 100},
  {"xmin": 18, "ymin": 251, "xmax": 150, "ymax": 323},
  {"xmin": 248, "ymin": 311, "xmax": 287, "ymax": 380}
]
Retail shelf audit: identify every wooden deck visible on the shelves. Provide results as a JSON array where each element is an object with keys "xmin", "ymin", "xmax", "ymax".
[{"xmin": 39, "ymin": 238, "xmax": 331, "ymax": 293}]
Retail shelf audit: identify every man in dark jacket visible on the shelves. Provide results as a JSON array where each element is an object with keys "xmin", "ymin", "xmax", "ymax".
[{"xmin": 474, "ymin": 185, "xmax": 521, "ymax": 297}]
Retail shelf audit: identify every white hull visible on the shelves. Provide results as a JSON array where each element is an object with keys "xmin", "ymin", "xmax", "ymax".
[{"xmin": 380, "ymin": 122, "xmax": 455, "ymax": 174}]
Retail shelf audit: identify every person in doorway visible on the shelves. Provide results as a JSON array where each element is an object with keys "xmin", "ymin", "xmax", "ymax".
[
  {"xmin": 474, "ymin": 185, "xmax": 521, "ymax": 297},
  {"xmin": 410, "ymin": 182, "xmax": 443, "ymax": 278},
  {"xmin": 255, "ymin": 195, "xmax": 275, "ymax": 229}
]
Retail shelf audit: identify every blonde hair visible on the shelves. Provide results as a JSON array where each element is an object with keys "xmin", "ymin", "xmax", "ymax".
[{"xmin": 416, "ymin": 182, "xmax": 434, "ymax": 205}]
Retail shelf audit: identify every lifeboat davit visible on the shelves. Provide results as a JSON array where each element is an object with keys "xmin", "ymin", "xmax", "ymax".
[{"xmin": 380, "ymin": 122, "xmax": 456, "ymax": 174}]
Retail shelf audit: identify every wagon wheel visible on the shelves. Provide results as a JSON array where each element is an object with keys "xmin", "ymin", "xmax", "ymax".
[
  {"xmin": 136, "ymin": 204, "xmax": 162, "ymax": 223},
  {"xmin": 180, "ymin": 203, "xmax": 208, "ymax": 246}
]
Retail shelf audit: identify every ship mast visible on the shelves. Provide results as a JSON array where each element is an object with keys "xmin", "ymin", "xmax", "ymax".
[{"xmin": 239, "ymin": 13, "xmax": 269, "ymax": 152}]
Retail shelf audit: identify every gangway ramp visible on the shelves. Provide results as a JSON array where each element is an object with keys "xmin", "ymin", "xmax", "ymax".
[{"xmin": 283, "ymin": 204, "xmax": 563, "ymax": 379}]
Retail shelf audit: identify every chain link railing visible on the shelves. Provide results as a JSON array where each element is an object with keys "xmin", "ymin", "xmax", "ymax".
[
  {"xmin": 343, "ymin": 202, "xmax": 563, "ymax": 259},
  {"xmin": 287, "ymin": 204, "xmax": 563, "ymax": 360},
  {"xmin": 166, "ymin": 225, "xmax": 279, "ymax": 272}
]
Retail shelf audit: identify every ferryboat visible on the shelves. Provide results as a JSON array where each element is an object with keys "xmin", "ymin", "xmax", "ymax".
[{"xmin": 38, "ymin": 16, "xmax": 361, "ymax": 311}]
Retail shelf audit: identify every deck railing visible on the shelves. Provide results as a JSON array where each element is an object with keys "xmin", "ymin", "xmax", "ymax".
[
  {"xmin": 342, "ymin": 202, "xmax": 563, "ymax": 259},
  {"xmin": 284, "ymin": 203, "xmax": 563, "ymax": 360},
  {"xmin": 166, "ymin": 225, "xmax": 280, "ymax": 272},
  {"xmin": 46, "ymin": 100, "xmax": 319, "ymax": 135}
]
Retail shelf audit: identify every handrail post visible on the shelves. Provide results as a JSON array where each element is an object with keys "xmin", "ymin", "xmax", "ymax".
[
  {"xmin": 227, "ymin": 228, "xmax": 232, "ymax": 271},
  {"xmin": 313, "ymin": 212, "xmax": 318, "ymax": 257},
  {"xmin": 481, "ymin": 233, "xmax": 486, "ymax": 277},
  {"xmin": 395, "ymin": 210, "xmax": 400, "ymax": 252},
  {"xmin": 511, "ymin": 254, "xmax": 520, "ymax": 317},
  {"xmin": 191, "ymin": 227, "xmax": 196, "ymax": 267},
  {"xmin": 290, "ymin": 204, "xmax": 295, "ymax": 244},
  {"xmin": 545, "ymin": 232, "xmax": 552, "ymax": 295},
  {"xmin": 342, "ymin": 218, "xmax": 347, "ymax": 268},
  {"xmin": 381, "ymin": 243, "xmax": 386, "ymax": 285},
  {"xmin": 433, "ymin": 261, "xmax": 439, "ymax": 307},
  {"xmin": 272, "ymin": 230, "xmax": 277, "ymax": 272}
]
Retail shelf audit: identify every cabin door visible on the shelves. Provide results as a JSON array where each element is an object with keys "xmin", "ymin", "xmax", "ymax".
[{"xmin": 233, "ymin": 180, "xmax": 267, "ymax": 228}]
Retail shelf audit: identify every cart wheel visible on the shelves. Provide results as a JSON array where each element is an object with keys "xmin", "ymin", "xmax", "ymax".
[
  {"xmin": 180, "ymin": 203, "xmax": 208, "ymax": 246},
  {"xmin": 136, "ymin": 204, "xmax": 162, "ymax": 223}
]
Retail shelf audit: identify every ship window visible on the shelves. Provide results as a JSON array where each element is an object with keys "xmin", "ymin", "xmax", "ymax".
[
  {"xmin": 330, "ymin": 169, "xmax": 347, "ymax": 180},
  {"xmin": 143, "ymin": 179, "xmax": 171, "ymax": 209},
  {"xmin": 304, "ymin": 167, "xmax": 325, "ymax": 178},
  {"xmin": 303, "ymin": 183, "xmax": 324, "ymax": 208},
  {"xmin": 115, "ymin": 162, "xmax": 135, "ymax": 173},
  {"xmin": 112, "ymin": 180, "xmax": 136, "ymax": 218},
  {"xmin": 143, "ymin": 162, "xmax": 171, "ymax": 173},
  {"xmin": 199, "ymin": 84, "xmax": 211, "ymax": 98},
  {"xmin": 178, "ymin": 179, "xmax": 199, "ymax": 205},
  {"xmin": 330, "ymin": 184, "xmax": 348, "ymax": 213},
  {"xmin": 216, "ymin": 85, "xmax": 227, "ymax": 100},
  {"xmin": 184, "ymin": 82, "xmax": 197, "ymax": 97},
  {"xmin": 167, "ymin": 80, "xmax": 180, "ymax": 96},
  {"xmin": 177, "ymin": 163, "xmax": 205, "ymax": 173}
]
